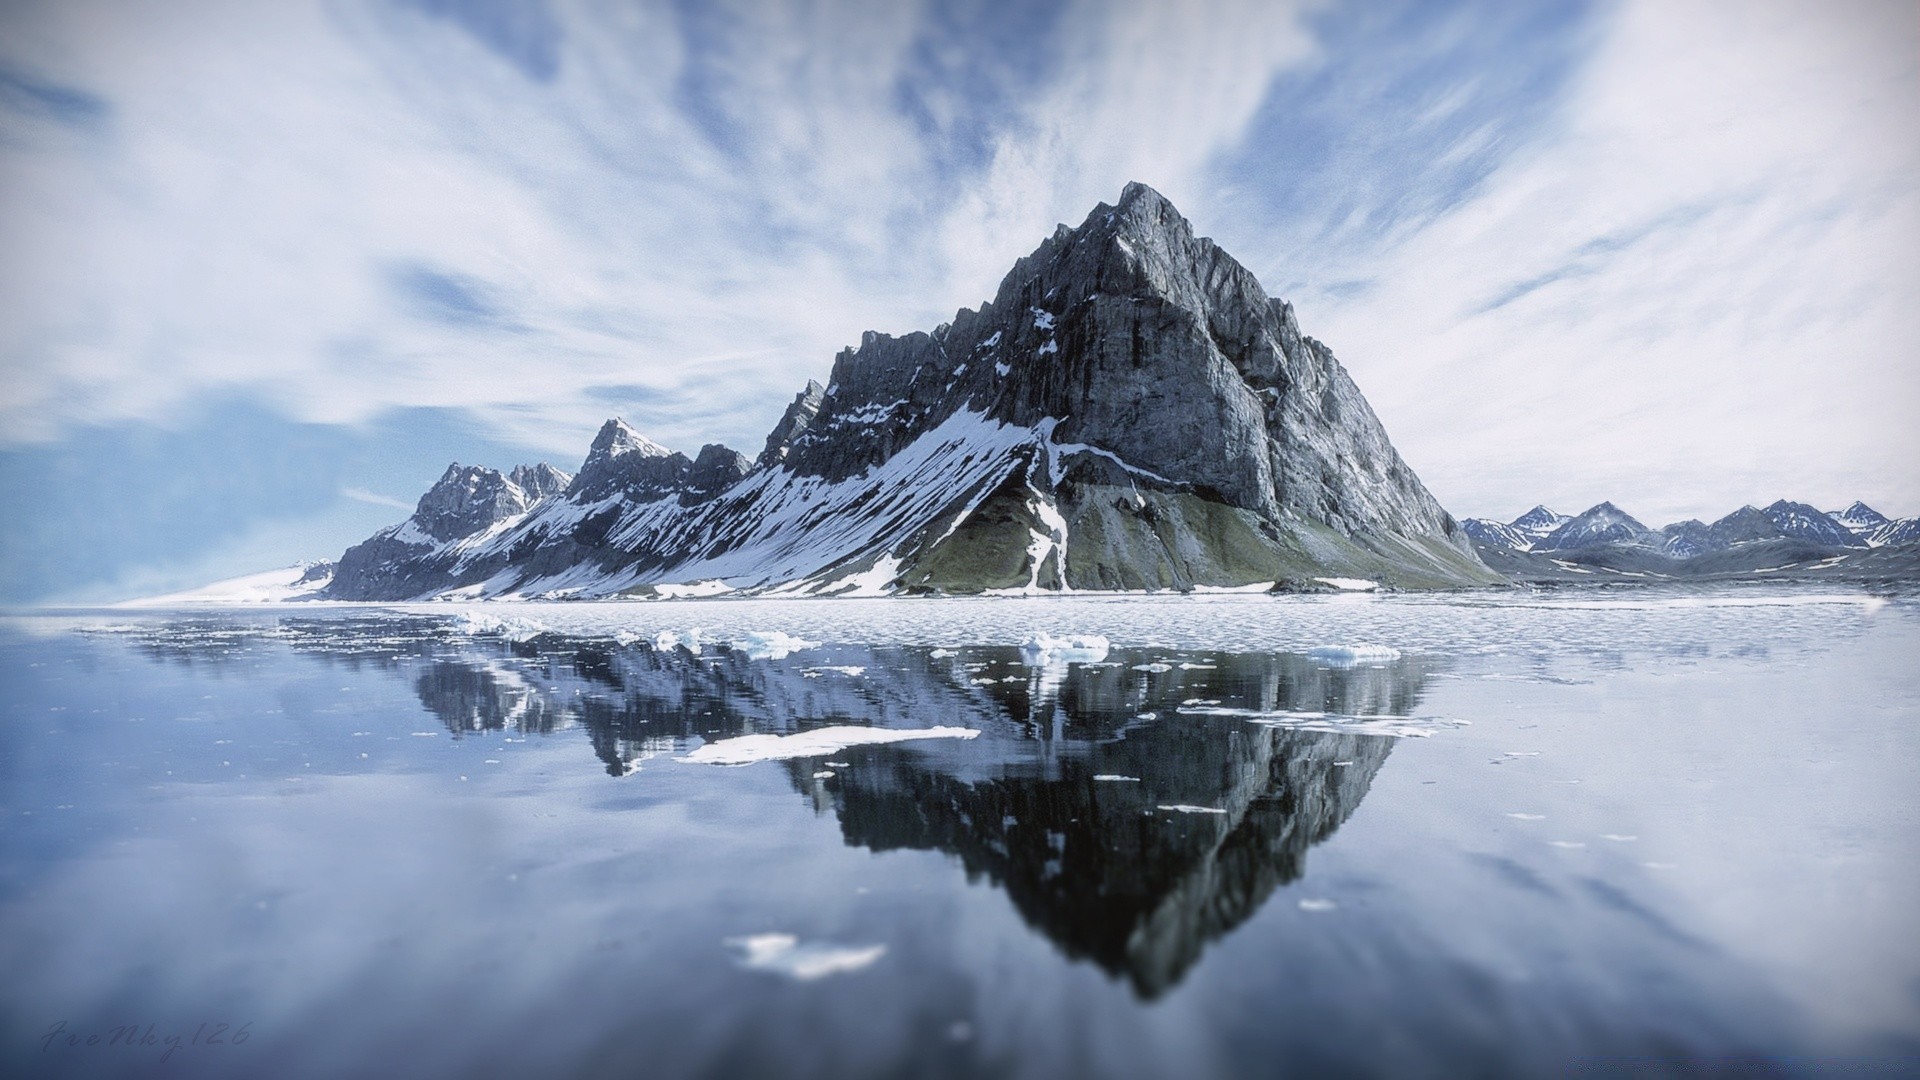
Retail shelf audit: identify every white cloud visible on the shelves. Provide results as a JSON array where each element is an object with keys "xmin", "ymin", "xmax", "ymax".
[
  {"xmin": 0, "ymin": 0, "xmax": 1315, "ymax": 463},
  {"xmin": 1303, "ymin": 0, "xmax": 1920, "ymax": 523}
]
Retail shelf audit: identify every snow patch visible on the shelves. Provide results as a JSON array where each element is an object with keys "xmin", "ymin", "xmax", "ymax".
[{"xmin": 1314, "ymin": 577, "xmax": 1378, "ymax": 591}]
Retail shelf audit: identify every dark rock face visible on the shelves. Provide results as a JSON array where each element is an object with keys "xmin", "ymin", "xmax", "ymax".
[
  {"xmin": 412, "ymin": 464, "xmax": 536, "ymax": 543},
  {"xmin": 509, "ymin": 463, "xmax": 571, "ymax": 499},
  {"xmin": 759, "ymin": 380, "xmax": 825, "ymax": 467},
  {"xmin": 687, "ymin": 444, "xmax": 752, "ymax": 499},
  {"xmin": 321, "ymin": 183, "xmax": 1495, "ymax": 599}
]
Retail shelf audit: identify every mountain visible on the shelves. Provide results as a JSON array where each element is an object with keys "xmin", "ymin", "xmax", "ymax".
[
  {"xmin": 1461, "ymin": 517, "xmax": 1529, "ymax": 551},
  {"xmin": 1510, "ymin": 505, "xmax": 1570, "ymax": 543},
  {"xmin": 1829, "ymin": 501, "xmax": 1888, "ymax": 535},
  {"xmin": 1460, "ymin": 504, "xmax": 1569, "ymax": 552},
  {"xmin": 1703, "ymin": 505, "xmax": 1789, "ymax": 548},
  {"xmin": 322, "ymin": 183, "xmax": 1495, "ymax": 600},
  {"xmin": 1532, "ymin": 502, "xmax": 1655, "ymax": 552},
  {"xmin": 1459, "ymin": 495, "xmax": 1918, "ymax": 584},
  {"xmin": 1657, "ymin": 519, "xmax": 1714, "ymax": 558},
  {"xmin": 1760, "ymin": 499, "xmax": 1865, "ymax": 548},
  {"xmin": 1870, "ymin": 517, "xmax": 1920, "ymax": 547}
]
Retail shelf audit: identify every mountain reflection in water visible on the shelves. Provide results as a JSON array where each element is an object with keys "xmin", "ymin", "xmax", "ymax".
[{"xmin": 387, "ymin": 626, "xmax": 1433, "ymax": 998}]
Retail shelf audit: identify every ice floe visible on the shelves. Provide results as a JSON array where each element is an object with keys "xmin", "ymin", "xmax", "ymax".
[
  {"xmin": 450, "ymin": 613, "xmax": 549, "ymax": 642},
  {"xmin": 1157, "ymin": 804, "xmax": 1228, "ymax": 815},
  {"xmin": 1305, "ymin": 644, "xmax": 1402, "ymax": 668},
  {"xmin": 1018, "ymin": 633, "xmax": 1110, "ymax": 665},
  {"xmin": 678, "ymin": 725, "xmax": 979, "ymax": 765},
  {"xmin": 731, "ymin": 630, "xmax": 820, "ymax": 660}
]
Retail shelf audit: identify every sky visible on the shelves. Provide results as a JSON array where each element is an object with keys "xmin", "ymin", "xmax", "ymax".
[{"xmin": 0, "ymin": 0, "xmax": 1915, "ymax": 603}]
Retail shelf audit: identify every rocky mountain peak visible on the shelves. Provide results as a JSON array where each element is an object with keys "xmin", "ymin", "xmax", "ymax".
[
  {"xmin": 568, "ymin": 420, "xmax": 691, "ymax": 503},
  {"xmin": 508, "ymin": 463, "xmax": 571, "ymax": 499},
  {"xmin": 413, "ymin": 463, "xmax": 534, "ymax": 543},
  {"xmin": 687, "ymin": 443, "xmax": 753, "ymax": 498},
  {"xmin": 1533, "ymin": 502, "xmax": 1654, "ymax": 552},
  {"xmin": 1830, "ymin": 501, "xmax": 1888, "ymax": 532},
  {"xmin": 759, "ymin": 380, "xmax": 826, "ymax": 467},
  {"xmin": 1510, "ymin": 505, "xmax": 1567, "ymax": 531},
  {"xmin": 1761, "ymin": 499, "xmax": 1864, "ymax": 548}
]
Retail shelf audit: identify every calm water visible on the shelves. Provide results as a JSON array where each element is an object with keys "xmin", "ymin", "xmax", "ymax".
[{"xmin": 2, "ymin": 591, "xmax": 1917, "ymax": 1078}]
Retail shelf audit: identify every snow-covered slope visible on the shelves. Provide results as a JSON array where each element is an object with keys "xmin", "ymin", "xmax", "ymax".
[
  {"xmin": 120, "ymin": 562, "xmax": 335, "ymax": 606},
  {"xmin": 1461, "ymin": 518, "xmax": 1530, "ymax": 551},
  {"xmin": 1829, "ymin": 501, "xmax": 1888, "ymax": 536}
]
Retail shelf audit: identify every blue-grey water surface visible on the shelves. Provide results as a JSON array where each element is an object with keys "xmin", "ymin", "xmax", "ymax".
[{"xmin": 2, "ymin": 590, "xmax": 1916, "ymax": 1078}]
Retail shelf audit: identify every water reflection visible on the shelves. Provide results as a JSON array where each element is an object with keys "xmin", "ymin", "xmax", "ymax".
[
  {"xmin": 408, "ymin": 635, "xmax": 1431, "ymax": 996},
  {"xmin": 84, "ymin": 617, "xmax": 1435, "ymax": 997}
]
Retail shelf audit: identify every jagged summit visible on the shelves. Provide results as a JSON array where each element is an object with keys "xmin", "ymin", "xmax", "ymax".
[
  {"xmin": 1533, "ymin": 502, "xmax": 1654, "ymax": 552},
  {"xmin": 322, "ymin": 183, "xmax": 1495, "ymax": 600}
]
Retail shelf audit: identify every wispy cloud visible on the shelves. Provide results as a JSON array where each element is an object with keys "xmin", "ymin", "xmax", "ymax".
[
  {"xmin": 1293, "ymin": 0, "xmax": 1920, "ymax": 523},
  {"xmin": 341, "ymin": 486, "xmax": 415, "ymax": 510},
  {"xmin": 0, "ymin": 0, "xmax": 1317, "ymax": 461}
]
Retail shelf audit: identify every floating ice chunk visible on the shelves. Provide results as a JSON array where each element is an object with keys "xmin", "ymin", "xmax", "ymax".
[
  {"xmin": 451, "ymin": 612, "xmax": 549, "ymax": 643},
  {"xmin": 1178, "ymin": 663, "xmax": 1216, "ymax": 670},
  {"xmin": 1176, "ymin": 705, "xmax": 1467, "ymax": 739},
  {"xmin": 613, "ymin": 630, "xmax": 644, "ymax": 647},
  {"xmin": 653, "ymin": 628, "xmax": 705, "ymax": 655},
  {"xmin": 1306, "ymin": 644, "xmax": 1401, "ymax": 668},
  {"xmin": 812, "ymin": 770, "xmax": 834, "ymax": 779},
  {"xmin": 1132, "ymin": 662, "xmax": 1173, "ymax": 673},
  {"xmin": 652, "ymin": 580, "xmax": 734, "ymax": 599},
  {"xmin": 930, "ymin": 648, "xmax": 955, "ymax": 658},
  {"xmin": 678, "ymin": 725, "xmax": 979, "ymax": 765},
  {"xmin": 1157, "ymin": 804, "xmax": 1228, "ymax": 815},
  {"xmin": 1019, "ymin": 633, "xmax": 1110, "ymax": 665},
  {"xmin": 802, "ymin": 666, "xmax": 866, "ymax": 677},
  {"xmin": 1297, "ymin": 898, "xmax": 1338, "ymax": 912},
  {"xmin": 730, "ymin": 631, "xmax": 820, "ymax": 660},
  {"xmin": 725, "ymin": 933, "xmax": 886, "ymax": 981},
  {"xmin": 1093, "ymin": 774, "xmax": 1140, "ymax": 782}
]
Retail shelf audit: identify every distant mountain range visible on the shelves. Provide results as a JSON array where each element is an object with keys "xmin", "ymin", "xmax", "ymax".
[
  {"xmin": 1462, "ymin": 500, "xmax": 1919, "ymax": 582},
  {"xmin": 316, "ymin": 183, "xmax": 1497, "ymax": 601}
]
